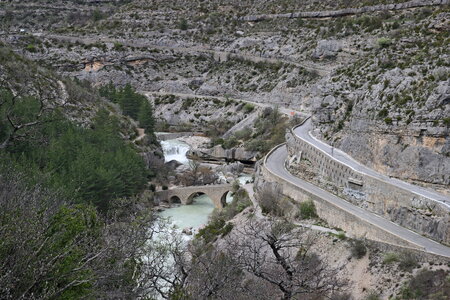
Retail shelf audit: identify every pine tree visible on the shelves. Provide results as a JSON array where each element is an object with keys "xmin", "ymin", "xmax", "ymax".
[
  {"xmin": 119, "ymin": 84, "xmax": 141, "ymax": 120},
  {"xmin": 99, "ymin": 81, "xmax": 118, "ymax": 102},
  {"xmin": 138, "ymin": 100, "xmax": 155, "ymax": 134}
]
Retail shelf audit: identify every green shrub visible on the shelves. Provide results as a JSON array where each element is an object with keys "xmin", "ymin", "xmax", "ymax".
[
  {"xmin": 377, "ymin": 38, "xmax": 392, "ymax": 48},
  {"xmin": 234, "ymin": 127, "xmax": 252, "ymax": 140},
  {"xmin": 212, "ymin": 138, "xmax": 224, "ymax": 146},
  {"xmin": 399, "ymin": 252, "xmax": 418, "ymax": 272},
  {"xmin": 299, "ymin": 200, "xmax": 318, "ymax": 219},
  {"xmin": 383, "ymin": 252, "xmax": 400, "ymax": 264},
  {"xmin": 25, "ymin": 44, "xmax": 37, "ymax": 52},
  {"xmin": 92, "ymin": 9, "xmax": 105, "ymax": 22},
  {"xmin": 181, "ymin": 97, "xmax": 195, "ymax": 110},
  {"xmin": 178, "ymin": 18, "xmax": 188, "ymax": 30},
  {"xmin": 113, "ymin": 42, "xmax": 124, "ymax": 51},
  {"xmin": 222, "ymin": 136, "xmax": 239, "ymax": 149},
  {"xmin": 349, "ymin": 239, "xmax": 367, "ymax": 259},
  {"xmin": 384, "ymin": 117, "xmax": 393, "ymax": 125},
  {"xmin": 243, "ymin": 103, "xmax": 255, "ymax": 113},
  {"xmin": 392, "ymin": 21, "xmax": 400, "ymax": 29},
  {"xmin": 443, "ymin": 117, "xmax": 450, "ymax": 126},
  {"xmin": 378, "ymin": 108, "xmax": 389, "ymax": 118},
  {"xmin": 336, "ymin": 232, "xmax": 346, "ymax": 240},
  {"xmin": 196, "ymin": 218, "xmax": 233, "ymax": 244}
]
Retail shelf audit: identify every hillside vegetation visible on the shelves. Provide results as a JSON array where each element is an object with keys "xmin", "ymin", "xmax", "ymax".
[{"xmin": 0, "ymin": 45, "xmax": 163, "ymax": 299}]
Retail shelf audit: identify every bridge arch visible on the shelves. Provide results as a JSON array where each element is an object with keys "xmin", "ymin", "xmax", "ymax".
[
  {"xmin": 170, "ymin": 195, "xmax": 181, "ymax": 204},
  {"xmin": 186, "ymin": 192, "xmax": 207, "ymax": 205},
  {"xmin": 220, "ymin": 191, "xmax": 232, "ymax": 207}
]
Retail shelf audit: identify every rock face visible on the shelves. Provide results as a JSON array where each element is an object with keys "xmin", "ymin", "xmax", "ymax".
[
  {"xmin": 189, "ymin": 145, "xmax": 258, "ymax": 163},
  {"xmin": 312, "ymin": 40, "xmax": 342, "ymax": 59},
  {"xmin": 182, "ymin": 227, "xmax": 193, "ymax": 235},
  {"xmin": 150, "ymin": 94, "xmax": 250, "ymax": 131},
  {"xmin": 241, "ymin": 0, "xmax": 449, "ymax": 21},
  {"xmin": 313, "ymin": 68, "xmax": 450, "ymax": 188},
  {"xmin": 2, "ymin": 0, "xmax": 449, "ymax": 189},
  {"xmin": 217, "ymin": 161, "xmax": 245, "ymax": 175}
]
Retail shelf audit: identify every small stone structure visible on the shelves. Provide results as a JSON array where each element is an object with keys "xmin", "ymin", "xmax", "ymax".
[{"xmin": 155, "ymin": 184, "xmax": 233, "ymax": 209}]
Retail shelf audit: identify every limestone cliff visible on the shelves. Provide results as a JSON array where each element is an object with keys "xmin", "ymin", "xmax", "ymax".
[{"xmin": 1, "ymin": 0, "xmax": 448, "ymax": 187}]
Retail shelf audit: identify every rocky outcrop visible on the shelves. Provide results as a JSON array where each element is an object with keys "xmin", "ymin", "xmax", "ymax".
[
  {"xmin": 312, "ymin": 40, "xmax": 342, "ymax": 59},
  {"xmin": 241, "ymin": 0, "xmax": 449, "ymax": 21},
  {"xmin": 216, "ymin": 161, "xmax": 245, "ymax": 175},
  {"xmin": 313, "ymin": 69, "xmax": 450, "ymax": 187},
  {"xmin": 189, "ymin": 145, "xmax": 259, "ymax": 163}
]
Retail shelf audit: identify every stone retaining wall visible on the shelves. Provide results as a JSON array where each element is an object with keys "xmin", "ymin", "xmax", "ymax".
[
  {"xmin": 258, "ymin": 160, "xmax": 424, "ymax": 250},
  {"xmin": 285, "ymin": 129, "xmax": 450, "ymax": 245}
]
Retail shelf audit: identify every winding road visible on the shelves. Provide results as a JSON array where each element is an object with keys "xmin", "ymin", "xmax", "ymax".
[
  {"xmin": 264, "ymin": 121, "xmax": 450, "ymax": 257},
  {"xmin": 295, "ymin": 119, "xmax": 450, "ymax": 208},
  {"xmin": 265, "ymin": 146, "xmax": 450, "ymax": 257}
]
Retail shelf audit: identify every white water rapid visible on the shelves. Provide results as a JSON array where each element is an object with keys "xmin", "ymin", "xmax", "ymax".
[{"xmin": 160, "ymin": 139, "xmax": 191, "ymax": 165}]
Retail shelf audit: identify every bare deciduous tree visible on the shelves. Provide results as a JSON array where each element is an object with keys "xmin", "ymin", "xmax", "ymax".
[
  {"xmin": 178, "ymin": 159, "xmax": 217, "ymax": 186},
  {"xmin": 185, "ymin": 242, "xmax": 244, "ymax": 299},
  {"xmin": 226, "ymin": 218, "xmax": 346, "ymax": 300},
  {"xmin": 135, "ymin": 220, "xmax": 190, "ymax": 299}
]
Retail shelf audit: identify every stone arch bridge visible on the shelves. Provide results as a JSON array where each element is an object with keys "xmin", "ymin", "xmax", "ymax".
[{"xmin": 155, "ymin": 184, "xmax": 233, "ymax": 209}]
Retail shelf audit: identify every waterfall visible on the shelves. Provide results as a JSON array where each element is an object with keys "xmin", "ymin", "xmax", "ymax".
[{"xmin": 161, "ymin": 139, "xmax": 191, "ymax": 165}]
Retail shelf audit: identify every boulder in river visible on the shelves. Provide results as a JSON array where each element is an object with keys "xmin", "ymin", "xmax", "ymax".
[
  {"xmin": 182, "ymin": 227, "xmax": 193, "ymax": 235},
  {"xmin": 165, "ymin": 159, "xmax": 182, "ymax": 170}
]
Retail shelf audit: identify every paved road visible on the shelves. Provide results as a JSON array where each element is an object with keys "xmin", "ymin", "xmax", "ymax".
[
  {"xmin": 295, "ymin": 119, "xmax": 450, "ymax": 208},
  {"xmin": 265, "ymin": 145, "xmax": 450, "ymax": 257}
]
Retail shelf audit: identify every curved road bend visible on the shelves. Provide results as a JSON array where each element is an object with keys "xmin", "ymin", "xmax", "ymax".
[
  {"xmin": 295, "ymin": 119, "xmax": 450, "ymax": 208},
  {"xmin": 265, "ymin": 145, "xmax": 450, "ymax": 257}
]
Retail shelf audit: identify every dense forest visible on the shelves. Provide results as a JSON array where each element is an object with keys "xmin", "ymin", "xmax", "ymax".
[{"xmin": 0, "ymin": 45, "xmax": 161, "ymax": 298}]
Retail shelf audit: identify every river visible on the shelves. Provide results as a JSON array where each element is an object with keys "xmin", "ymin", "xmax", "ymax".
[{"xmin": 159, "ymin": 138, "xmax": 252, "ymax": 231}]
